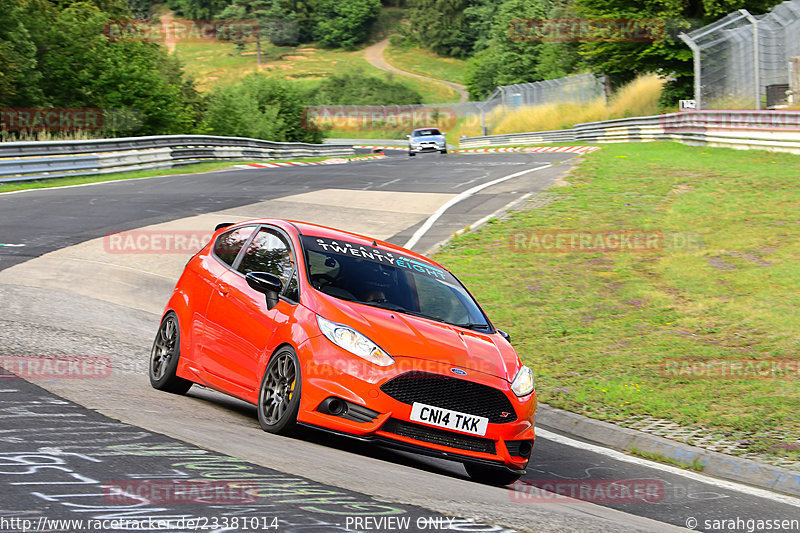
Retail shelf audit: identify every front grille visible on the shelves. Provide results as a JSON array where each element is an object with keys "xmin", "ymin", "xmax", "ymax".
[
  {"xmin": 380, "ymin": 371, "xmax": 517, "ymax": 423},
  {"xmin": 381, "ymin": 418, "xmax": 496, "ymax": 454}
]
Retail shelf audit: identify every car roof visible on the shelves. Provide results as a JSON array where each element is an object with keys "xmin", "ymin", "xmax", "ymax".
[
  {"xmin": 413, "ymin": 127, "xmax": 441, "ymax": 133},
  {"xmin": 229, "ymin": 218, "xmax": 448, "ymax": 270}
]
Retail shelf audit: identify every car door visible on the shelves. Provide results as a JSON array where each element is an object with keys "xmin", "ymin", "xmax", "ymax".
[
  {"xmin": 200, "ymin": 226, "xmax": 299, "ymax": 399},
  {"xmin": 188, "ymin": 225, "xmax": 256, "ymax": 364}
]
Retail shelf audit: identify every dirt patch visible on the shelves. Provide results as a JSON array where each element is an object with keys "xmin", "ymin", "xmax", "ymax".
[
  {"xmin": 708, "ymin": 257, "xmax": 737, "ymax": 270},
  {"xmin": 283, "ymin": 55, "xmax": 308, "ymax": 61},
  {"xmin": 669, "ymin": 184, "xmax": 693, "ymax": 195},
  {"xmin": 726, "ymin": 251, "xmax": 773, "ymax": 267}
]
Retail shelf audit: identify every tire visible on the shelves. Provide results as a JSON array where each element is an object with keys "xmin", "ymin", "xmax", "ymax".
[
  {"xmin": 257, "ymin": 346, "xmax": 302, "ymax": 435},
  {"xmin": 149, "ymin": 312, "xmax": 193, "ymax": 394},
  {"xmin": 440, "ymin": 149, "xmax": 447, "ymax": 154},
  {"xmin": 408, "ymin": 151, "xmax": 416, "ymax": 157},
  {"xmin": 464, "ymin": 463, "xmax": 522, "ymax": 486}
]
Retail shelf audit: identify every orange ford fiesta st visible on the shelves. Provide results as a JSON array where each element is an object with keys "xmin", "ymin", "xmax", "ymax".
[{"xmin": 149, "ymin": 219, "xmax": 536, "ymax": 485}]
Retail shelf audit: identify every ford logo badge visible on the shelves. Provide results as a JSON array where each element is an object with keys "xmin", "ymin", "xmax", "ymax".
[{"xmin": 450, "ymin": 368, "xmax": 467, "ymax": 376}]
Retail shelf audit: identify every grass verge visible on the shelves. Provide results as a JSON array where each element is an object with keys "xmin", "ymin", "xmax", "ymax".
[
  {"xmin": 0, "ymin": 155, "xmax": 376, "ymax": 193},
  {"xmin": 433, "ymin": 142, "xmax": 800, "ymax": 463},
  {"xmin": 383, "ymin": 42, "xmax": 468, "ymax": 86},
  {"xmin": 629, "ymin": 447, "xmax": 706, "ymax": 471}
]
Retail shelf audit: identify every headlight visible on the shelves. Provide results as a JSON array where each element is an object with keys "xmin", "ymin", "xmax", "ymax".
[
  {"xmin": 510, "ymin": 365, "xmax": 535, "ymax": 396},
  {"xmin": 317, "ymin": 315, "xmax": 394, "ymax": 367}
]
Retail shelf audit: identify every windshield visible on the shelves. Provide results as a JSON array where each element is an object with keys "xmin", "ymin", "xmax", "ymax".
[
  {"xmin": 302, "ymin": 236, "xmax": 490, "ymax": 330},
  {"xmin": 414, "ymin": 129, "xmax": 442, "ymax": 137}
]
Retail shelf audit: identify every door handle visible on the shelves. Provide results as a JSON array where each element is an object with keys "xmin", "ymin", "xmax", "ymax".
[{"xmin": 217, "ymin": 285, "xmax": 229, "ymax": 296}]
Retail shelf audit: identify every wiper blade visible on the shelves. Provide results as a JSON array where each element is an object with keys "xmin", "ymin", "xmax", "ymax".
[
  {"xmin": 358, "ymin": 301, "xmax": 439, "ymax": 321},
  {"xmin": 455, "ymin": 323, "xmax": 491, "ymax": 330}
]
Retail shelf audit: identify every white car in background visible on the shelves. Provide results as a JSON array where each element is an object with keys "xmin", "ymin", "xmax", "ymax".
[{"xmin": 407, "ymin": 127, "xmax": 447, "ymax": 156}]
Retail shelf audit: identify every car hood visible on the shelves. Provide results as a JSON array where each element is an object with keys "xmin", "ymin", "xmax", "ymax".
[{"xmin": 309, "ymin": 294, "xmax": 519, "ymax": 381}]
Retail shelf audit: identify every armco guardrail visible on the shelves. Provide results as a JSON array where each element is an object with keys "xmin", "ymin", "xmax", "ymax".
[
  {"xmin": 460, "ymin": 110, "xmax": 800, "ymax": 154},
  {"xmin": 0, "ymin": 135, "xmax": 355, "ymax": 183},
  {"xmin": 457, "ymin": 129, "xmax": 577, "ymax": 147},
  {"xmin": 323, "ymin": 138, "xmax": 408, "ymax": 146}
]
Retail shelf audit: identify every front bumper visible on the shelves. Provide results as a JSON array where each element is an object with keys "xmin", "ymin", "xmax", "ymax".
[
  {"xmin": 409, "ymin": 141, "xmax": 446, "ymax": 152},
  {"xmin": 295, "ymin": 335, "xmax": 536, "ymax": 471}
]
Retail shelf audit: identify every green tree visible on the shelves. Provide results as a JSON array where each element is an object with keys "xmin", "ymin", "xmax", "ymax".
[
  {"xmin": 314, "ymin": 0, "xmax": 380, "ymax": 48},
  {"xmin": 573, "ymin": 0, "xmax": 783, "ymax": 104},
  {"xmin": 464, "ymin": 0, "xmax": 548, "ymax": 98},
  {"xmin": 0, "ymin": 0, "xmax": 45, "ymax": 108},
  {"xmin": 167, "ymin": 0, "xmax": 232, "ymax": 19},
  {"xmin": 202, "ymin": 74, "xmax": 323, "ymax": 142},
  {"xmin": 217, "ymin": 0, "xmax": 299, "ymax": 64},
  {"xmin": 408, "ymin": 0, "xmax": 476, "ymax": 57}
]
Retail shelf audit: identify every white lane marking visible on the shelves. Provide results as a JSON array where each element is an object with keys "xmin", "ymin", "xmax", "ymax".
[
  {"xmin": 0, "ymin": 244, "xmax": 25, "ymax": 247},
  {"xmin": 536, "ymin": 427, "xmax": 800, "ymax": 507},
  {"xmin": 403, "ymin": 164, "xmax": 552, "ymax": 250}
]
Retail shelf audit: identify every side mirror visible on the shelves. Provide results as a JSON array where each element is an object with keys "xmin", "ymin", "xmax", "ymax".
[
  {"xmin": 246, "ymin": 272, "xmax": 282, "ymax": 310},
  {"xmin": 215, "ymin": 222, "xmax": 234, "ymax": 231},
  {"xmin": 406, "ymin": 135, "xmax": 412, "ymax": 139},
  {"xmin": 498, "ymin": 329, "xmax": 511, "ymax": 344},
  {"xmin": 441, "ymin": 132, "xmax": 446, "ymax": 136}
]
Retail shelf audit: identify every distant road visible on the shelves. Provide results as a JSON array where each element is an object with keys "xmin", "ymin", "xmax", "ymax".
[{"xmin": 364, "ymin": 39, "xmax": 469, "ymax": 103}]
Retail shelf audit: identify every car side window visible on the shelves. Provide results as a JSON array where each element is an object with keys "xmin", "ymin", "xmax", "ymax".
[
  {"xmin": 213, "ymin": 226, "xmax": 256, "ymax": 266},
  {"xmin": 238, "ymin": 228, "xmax": 296, "ymax": 298},
  {"xmin": 284, "ymin": 271, "xmax": 299, "ymax": 302}
]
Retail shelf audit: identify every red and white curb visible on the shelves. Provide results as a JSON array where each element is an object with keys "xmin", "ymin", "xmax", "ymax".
[
  {"xmin": 353, "ymin": 145, "xmax": 409, "ymax": 151},
  {"xmin": 235, "ymin": 155, "xmax": 386, "ymax": 169},
  {"xmin": 454, "ymin": 146, "xmax": 601, "ymax": 154}
]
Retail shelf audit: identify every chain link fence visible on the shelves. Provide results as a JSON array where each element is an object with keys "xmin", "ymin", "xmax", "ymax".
[
  {"xmin": 474, "ymin": 73, "xmax": 606, "ymax": 134},
  {"xmin": 680, "ymin": 0, "xmax": 800, "ymax": 109},
  {"xmin": 303, "ymin": 73, "xmax": 606, "ymax": 138}
]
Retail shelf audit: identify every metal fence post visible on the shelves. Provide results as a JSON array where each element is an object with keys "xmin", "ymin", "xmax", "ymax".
[
  {"xmin": 742, "ymin": 10, "xmax": 761, "ymax": 109},
  {"xmin": 679, "ymin": 33, "xmax": 703, "ymax": 110}
]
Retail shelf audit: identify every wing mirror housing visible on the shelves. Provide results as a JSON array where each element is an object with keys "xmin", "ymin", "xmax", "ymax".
[
  {"xmin": 498, "ymin": 329, "xmax": 511, "ymax": 344},
  {"xmin": 246, "ymin": 272, "xmax": 283, "ymax": 310}
]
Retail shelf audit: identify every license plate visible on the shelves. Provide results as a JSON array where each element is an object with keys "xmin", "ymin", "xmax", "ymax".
[{"xmin": 409, "ymin": 402, "xmax": 489, "ymax": 436}]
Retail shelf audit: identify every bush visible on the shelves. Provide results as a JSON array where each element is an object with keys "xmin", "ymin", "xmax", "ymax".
[
  {"xmin": 202, "ymin": 74, "xmax": 323, "ymax": 143},
  {"xmin": 309, "ymin": 70, "xmax": 423, "ymax": 105}
]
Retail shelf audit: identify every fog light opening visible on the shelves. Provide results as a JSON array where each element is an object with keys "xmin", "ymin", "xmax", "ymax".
[{"xmin": 319, "ymin": 397, "xmax": 347, "ymax": 416}]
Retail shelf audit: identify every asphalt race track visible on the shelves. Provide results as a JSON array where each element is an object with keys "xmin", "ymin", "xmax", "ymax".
[{"xmin": 1, "ymin": 150, "xmax": 799, "ymax": 533}]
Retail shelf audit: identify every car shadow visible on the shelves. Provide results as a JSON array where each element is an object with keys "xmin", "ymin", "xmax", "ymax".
[{"xmin": 186, "ymin": 383, "xmax": 470, "ymax": 481}]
